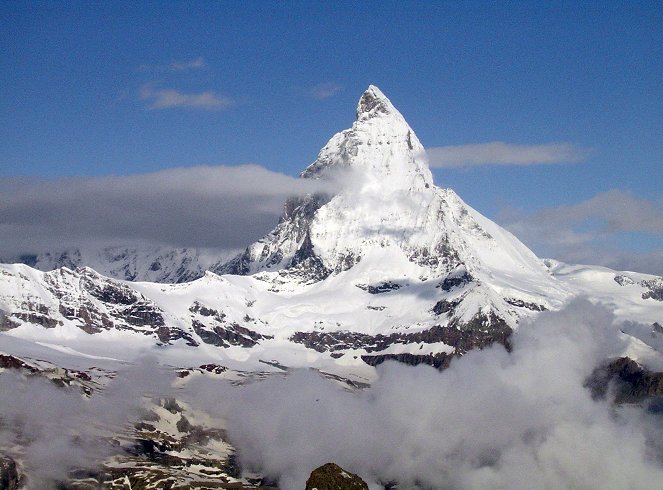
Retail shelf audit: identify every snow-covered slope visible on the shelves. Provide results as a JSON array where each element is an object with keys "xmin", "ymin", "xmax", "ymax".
[{"xmin": 1, "ymin": 85, "xmax": 662, "ymax": 375}]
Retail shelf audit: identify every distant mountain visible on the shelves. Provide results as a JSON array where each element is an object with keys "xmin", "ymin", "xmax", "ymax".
[{"xmin": 11, "ymin": 245, "xmax": 238, "ymax": 283}]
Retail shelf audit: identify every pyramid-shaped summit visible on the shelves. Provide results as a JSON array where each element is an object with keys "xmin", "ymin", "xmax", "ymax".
[
  {"xmin": 301, "ymin": 85, "xmax": 433, "ymax": 193},
  {"xmin": 221, "ymin": 86, "xmax": 562, "ymax": 301}
]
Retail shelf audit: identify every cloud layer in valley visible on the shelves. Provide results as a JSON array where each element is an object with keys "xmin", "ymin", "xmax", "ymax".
[
  {"xmin": 182, "ymin": 301, "xmax": 663, "ymax": 489},
  {"xmin": 0, "ymin": 357, "xmax": 172, "ymax": 487},
  {"xmin": 0, "ymin": 165, "xmax": 340, "ymax": 258},
  {"xmin": 2, "ymin": 302, "xmax": 663, "ymax": 488},
  {"xmin": 426, "ymin": 142, "xmax": 589, "ymax": 168}
]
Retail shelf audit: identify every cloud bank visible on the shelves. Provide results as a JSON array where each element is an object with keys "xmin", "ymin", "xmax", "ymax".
[
  {"xmin": 0, "ymin": 165, "xmax": 338, "ymax": 258},
  {"xmin": 2, "ymin": 302, "xmax": 663, "ymax": 488},
  {"xmin": 426, "ymin": 142, "xmax": 589, "ymax": 168},
  {"xmin": 184, "ymin": 301, "xmax": 663, "ymax": 489},
  {"xmin": 502, "ymin": 190, "xmax": 663, "ymax": 274},
  {"xmin": 140, "ymin": 84, "xmax": 234, "ymax": 111}
]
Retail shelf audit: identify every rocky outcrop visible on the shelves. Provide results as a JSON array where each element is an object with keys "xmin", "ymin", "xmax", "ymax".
[
  {"xmin": 305, "ymin": 463, "xmax": 368, "ymax": 490},
  {"xmin": 641, "ymin": 278, "xmax": 663, "ymax": 301},
  {"xmin": 0, "ymin": 456, "xmax": 23, "ymax": 490},
  {"xmin": 292, "ymin": 313, "xmax": 512, "ymax": 369},
  {"xmin": 586, "ymin": 357, "xmax": 663, "ymax": 404}
]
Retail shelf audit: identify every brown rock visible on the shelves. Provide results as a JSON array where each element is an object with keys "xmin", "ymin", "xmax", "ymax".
[{"xmin": 305, "ymin": 462, "xmax": 368, "ymax": 490}]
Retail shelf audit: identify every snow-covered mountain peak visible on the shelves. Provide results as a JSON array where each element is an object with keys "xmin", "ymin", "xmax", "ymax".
[
  {"xmin": 302, "ymin": 85, "xmax": 433, "ymax": 194},
  {"xmin": 356, "ymin": 84, "xmax": 397, "ymax": 120},
  {"xmin": 219, "ymin": 85, "xmax": 567, "ymax": 308}
]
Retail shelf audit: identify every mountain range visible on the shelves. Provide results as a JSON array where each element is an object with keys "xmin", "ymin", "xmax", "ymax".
[{"xmin": 1, "ymin": 86, "xmax": 662, "ymax": 488}]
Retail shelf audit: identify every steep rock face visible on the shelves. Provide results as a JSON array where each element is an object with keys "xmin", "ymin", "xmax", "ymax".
[{"xmin": 0, "ymin": 456, "xmax": 23, "ymax": 490}]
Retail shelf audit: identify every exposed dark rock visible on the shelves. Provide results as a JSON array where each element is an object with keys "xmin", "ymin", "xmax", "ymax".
[
  {"xmin": 362, "ymin": 352, "xmax": 452, "ymax": 370},
  {"xmin": 505, "ymin": 298, "xmax": 547, "ymax": 311},
  {"xmin": 614, "ymin": 274, "xmax": 635, "ymax": 286},
  {"xmin": 641, "ymin": 278, "xmax": 663, "ymax": 301},
  {"xmin": 189, "ymin": 301, "xmax": 225, "ymax": 320},
  {"xmin": 86, "ymin": 281, "xmax": 138, "ymax": 306},
  {"xmin": 432, "ymin": 297, "xmax": 461, "ymax": 315},
  {"xmin": 287, "ymin": 232, "xmax": 332, "ymax": 283},
  {"xmin": 219, "ymin": 193, "xmax": 330, "ymax": 280},
  {"xmin": 291, "ymin": 313, "xmax": 512, "ymax": 369},
  {"xmin": 176, "ymin": 415, "xmax": 192, "ymax": 433},
  {"xmin": 122, "ymin": 302, "xmax": 165, "ymax": 327},
  {"xmin": 0, "ymin": 456, "xmax": 23, "ymax": 490},
  {"xmin": 438, "ymin": 269, "xmax": 473, "ymax": 291},
  {"xmin": 156, "ymin": 326, "xmax": 198, "ymax": 346},
  {"xmin": 192, "ymin": 320, "xmax": 272, "ymax": 348},
  {"xmin": 162, "ymin": 398, "xmax": 183, "ymax": 414},
  {"xmin": 356, "ymin": 281, "xmax": 402, "ymax": 294},
  {"xmin": 305, "ymin": 462, "xmax": 368, "ymax": 490},
  {"xmin": 586, "ymin": 357, "xmax": 663, "ymax": 404},
  {"xmin": 199, "ymin": 363, "xmax": 228, "ymax": 375},
  {"xmin": 3, "ymin": 304, "xmax": 61, "ymax": 330},
  {"xmin": 0, "ymin": 354, "xmax": 39, "ymax": 373},
  {"xmin": 408, "ymin": 239, "xmax": 460, "ymax": 271}
]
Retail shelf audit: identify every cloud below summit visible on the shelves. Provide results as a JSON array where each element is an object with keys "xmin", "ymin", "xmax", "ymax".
[
  {"xmin": 0, "ymin": 165, "xmax": 339, "ymax": 258},
  {"xmin": 426, "ymin": 142, "xmax": 590, "ymax": 168}
]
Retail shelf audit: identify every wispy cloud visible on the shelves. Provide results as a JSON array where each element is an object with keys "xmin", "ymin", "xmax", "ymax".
[
  {"xmin": 140, "ymin": 84, "xmax": 234, "ymax": 111},
  {"xmin": 170, "ymin": 56, "xmax": 206, "ymax": 71},
  {"xmin": 426, "ymin": 142, "xmax": 590, "ymax": 168},
  {"xmin": 137, "ymin": 57, "xmax": 206, "ymax": 73},
  {"xmin": 309, "ymin": 82, "xmax": 344, "ymax": 99},
  {"xmin": 501, "ymin": 190, "xmax": 663, "ymax": 274}
]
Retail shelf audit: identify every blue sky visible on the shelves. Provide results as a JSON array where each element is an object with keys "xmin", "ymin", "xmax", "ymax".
[{"xmin": 1, "ymin": 2, "xmax": 662, "ymax": 272}]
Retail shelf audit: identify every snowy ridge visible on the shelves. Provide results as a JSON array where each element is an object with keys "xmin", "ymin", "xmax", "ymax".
[{"xmin": 13, "ymin": 246, "xmax": 238, "ymax": 283}]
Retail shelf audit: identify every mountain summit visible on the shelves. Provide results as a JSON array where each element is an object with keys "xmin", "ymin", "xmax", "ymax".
[
  {"xmin": 222, "ymin": 86, "xmax": 562, "ymax": 305},
  {"xmin": 301, "ymin": 85, "xmax": 433, "ymax": 193}
]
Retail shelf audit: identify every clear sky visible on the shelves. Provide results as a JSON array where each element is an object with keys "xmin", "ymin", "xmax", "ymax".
[{"xmin": 1, "ymin": 1, "xmax": 662, "ymax": 273}]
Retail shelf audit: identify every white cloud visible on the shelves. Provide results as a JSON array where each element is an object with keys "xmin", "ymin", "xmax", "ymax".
[
  {"xmin": 426, "ymin": 142, "xmax": 590, "ymax": 168},
  {"xmin": 137, "ymin": 57, "xmax": 206, "ymax": 73},
  {"xmin": 309, "ymin": 82, "xmax": 343, "ymax": 99},
  {"xmin": 140, "ymin": 84, "xmax": 234, "ymax": 111},
  {"xmin": 0, "ymin": 165, "xmax": 342, "ymax": 258},
  {"xmin": 170, "ymin": 56, "xmax": 206, "ymax": 71},
  {"xmin": 182, "ymin": 301, "xmax": 663, "ymax": 489},
  {"xmin": 501, "ymin": 190, "xmax": 663, "ymax": 274}
]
